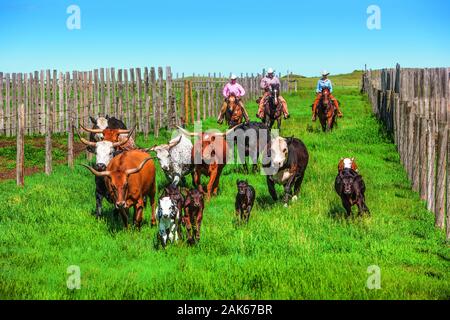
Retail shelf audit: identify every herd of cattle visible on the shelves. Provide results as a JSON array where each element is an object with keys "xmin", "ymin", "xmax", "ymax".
[{"xmin": 78, "ymin": 115, "xmax": 369, "ymax": 248}]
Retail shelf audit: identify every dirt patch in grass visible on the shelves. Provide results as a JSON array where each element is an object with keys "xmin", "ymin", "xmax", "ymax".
[
  {"xmin": 0, "ymin": 166, "xmax": 41, "ymax": 181},
  {"xmin": 0, "ymin": 138, "xmax": 87, "ymax": 182}
]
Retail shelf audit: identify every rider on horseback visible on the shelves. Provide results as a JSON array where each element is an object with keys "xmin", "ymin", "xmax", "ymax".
[
  {"xmin": 257, "ymin": 68, "xmax": 289, "ymax": 119},
  {"xmin": 217, "ymin": 74, "xmax": 249, "ymax": 124},
  {"xmin": 312, "ymin": 71, "xmax": 343, "ymax": 121}
]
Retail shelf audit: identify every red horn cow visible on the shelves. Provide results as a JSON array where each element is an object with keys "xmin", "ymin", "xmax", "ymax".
[
  {"xmin": 82, "ymin": 150, "xmax": 157, "ymax": 229},
  {"xmin": 177, "ymin": 126, "xmax": 237, "ymax": 199}
]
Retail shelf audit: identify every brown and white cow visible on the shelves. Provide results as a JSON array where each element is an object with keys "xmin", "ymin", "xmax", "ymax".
[
  {"xmin": 263, "ymin": 136, "xmax": 309, "ymax": 206},
  {"xmin": 177, "ymin": 126, "xmax": 237, "ymax": 199},
  {"xmin": 82, "ymin": 150, "xmax": 157, "ymax": 228}
]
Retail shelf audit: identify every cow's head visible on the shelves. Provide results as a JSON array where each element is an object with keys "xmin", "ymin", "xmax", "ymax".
[
  {"xmin": 149, "ymin": 135, "xmax": 183, "ymax": 172},
  {"xmin": 89, "ymin": 116, "xmax": 109, "ymax": 141},
  {"xmin": 184, "ymin": 186, "xmax": 204, "ymax": 209},
  {"xmin": 338, "ymin": 157, "xmax": 358, "ymax": 172},
  {"xmin": 340, "ymin": 170, "xmax": 358, "ymax": 195},
  {"xmin": 77, "ymin": 127, "xmax": 134, "ymax": 171},
  {"xmin": 157, "ymin": 196, "xmax": 178, "ymax": 221},
  {"xmin": 82, "ymin": 157, "xmax": 152, "ymax": 209},
  {"xmin": 236, "ymin": 179, "xmax": 249, "ymax": 195},
  {"xmin": 342, "ymin": 175, "xmax": 355, "ymax": 195},
  {"xmin": 164, "ymin": 184, "xmax": 182, "ymax": 200},
  {"xmin": 269, "ymin": 136, "xmax": 288, "ymax": 169}
]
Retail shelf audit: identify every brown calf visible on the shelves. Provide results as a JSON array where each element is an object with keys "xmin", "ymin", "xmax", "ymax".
[{"xmin": 183, "ymin": 187, "xmax": 205, "ymax": 244}]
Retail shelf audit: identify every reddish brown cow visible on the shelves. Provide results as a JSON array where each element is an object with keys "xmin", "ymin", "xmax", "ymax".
[
  {"xmin": 82, "ymin": 150, "xmax": 157, "ymax": 229},
  {"xmin": 177, "ymin": 126, "xmax": 237, "ymax": 199}
]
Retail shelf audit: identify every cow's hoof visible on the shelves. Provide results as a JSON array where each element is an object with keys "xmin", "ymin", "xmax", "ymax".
[{"xmin": 292, "ymin": 195, "xmax": 298, "ymax": 202}]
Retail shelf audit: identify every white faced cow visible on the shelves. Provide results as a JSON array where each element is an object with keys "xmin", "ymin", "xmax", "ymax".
[
  {"xmin": 78, "ymin": 129, "xmax": 133, "ymax": 217},
  {"xmin": 150, "ymin": 133, "xmax": 193, "ymax": 186},
  {"xmin": 263, "ymin": 136, "xmax": 309, "ymax": 207},
  {"xmin": 157, "ymin": 196, "xmax": 180, "ymax": 248}
]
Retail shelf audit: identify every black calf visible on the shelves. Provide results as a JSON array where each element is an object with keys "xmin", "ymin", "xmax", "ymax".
[
  {"xmin": 235, "ymin": 180, "xmax": 256, "ymax": 223},
  {"xmin": 335, "ymin": 168, "xmax": 370, "ymax": 216}
]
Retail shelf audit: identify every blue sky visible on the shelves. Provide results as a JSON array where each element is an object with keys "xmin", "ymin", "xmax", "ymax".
[{"xmin": 0, "ymin": 0, "xmax": 448, "ymax": 76}]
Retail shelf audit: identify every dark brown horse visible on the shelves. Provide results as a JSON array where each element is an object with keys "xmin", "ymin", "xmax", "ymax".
[
  {"xmin": 224, "ymin": 94, "xmax": 245, "ymax": 128},
  {"xmin": 262, "ymin": 84, "xmax": 282, "ymax": 130},
  {"xmin": 316, "ymin": 87, "xmax": 337, "ymax": 132}
]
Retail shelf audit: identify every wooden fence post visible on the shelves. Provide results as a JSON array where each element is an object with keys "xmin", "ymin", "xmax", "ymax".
[
  {"xmin": 16, "ymin": 103, "xmax": 25, "ymax": 186},
  {"xmin": 426, "ymin": 99, "xmax": 436, "ymax": 213},
  {"xmin": 136, "ymin": 68, "xmax": 142, "ymax": 132},
  {"xmin": 158, "ymin": 67, "xmax": 164, "ymax": 128},
  {"xmin": 68, "ymin": 74, "xmax": 75, "ymax": 169},
  {"xmin": 419, "ymin": 99, "xmax": 428, "ymax": 200},
  {"xmin": 59, "ymin": 72, "xmax": 64, "ymax": 134},
  {"xmin": 0, "ymin": 72, "xmax": 3, "ymax": 135},
  {"xmin": 52, "ymin": 70, "xmax": 57, "ymax": 132},
  {"xmin": 435, "ymin": 97, "xmax": 447, "ymax": 228},
  {"xmin": 45, "ymin": 100, "xmax": 53, "ymax": 175},
  {"xmin": 184, "ymin": 80, "xmax": 189, "ymax": 125},
  {"xmin": 189, "ymin": 81, "xmax": 194, "ymax": 124},
  {"xmin": 150, "ymin": 67, "xmax": 157, "ymax": 136}
]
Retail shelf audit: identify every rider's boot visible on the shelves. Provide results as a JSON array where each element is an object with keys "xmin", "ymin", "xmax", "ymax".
[
  {"xmin": 311, "ymin": 104, "xmax": 317, "ymax": 121},
  {"xmin": 217, "ymin": 100, "xmax": 228, "ymax": 124},
  {"xmin": 332, "ymin": 98, "xmax": 343, "ymax": 117}
]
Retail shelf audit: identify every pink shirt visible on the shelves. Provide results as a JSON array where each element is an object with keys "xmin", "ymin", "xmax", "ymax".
[
  {"xmin": 222, "ymin": 82, "xmax": 246, "ymax": 98},
  {"xmin": 260, "ymin": 76, "xmax": 281, "ymax": 89}
]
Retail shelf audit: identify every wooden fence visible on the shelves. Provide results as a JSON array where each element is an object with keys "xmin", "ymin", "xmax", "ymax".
[
  {"xmin": 363, "ymin": 64, "xmax": 450, "ymax": 240},
  {"xmin": 0, "ymin": 67, "xmax": 290, "ymax": 186},
  {"xmin": 0, "ymin": 68, "xmax": 288, "ymax": 138}
]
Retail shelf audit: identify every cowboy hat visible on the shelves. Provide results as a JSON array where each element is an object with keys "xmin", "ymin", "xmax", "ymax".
[
  {"xmin": 267, "ymin": 68, "xmax": 274, "ymax": 74},
  {"xmin": 230, "ymin": 74, "xmax": 237, "ymax": 80},
  {"xmin": 321, "ymin": 70, "xmax": 330, "ymax": 76}
]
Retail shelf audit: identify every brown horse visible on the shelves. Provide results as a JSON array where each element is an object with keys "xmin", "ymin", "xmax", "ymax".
[
  {"xmin": 316, "ymin": 87, "xmax": 337, "ymax": 132},
  {"xmin": 262, "ymin": 83, "xmax": 282, "ymax": 130},
  {"xmin": 224, "ymin": 94, "xmax": 245, "ymax": 128}
]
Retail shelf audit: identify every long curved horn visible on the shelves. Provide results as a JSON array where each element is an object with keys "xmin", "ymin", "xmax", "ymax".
[
  {"xmin": 80, "ymin": 124, "xmax": 103, "ymax": 133},
  {"xmin": 213, "ymin": 124, "xmax": 241, "ymax": 137},
  {"xmin": 112, "ymin": 126, "xmax": 135, "ymax": 148},
  {"xmin": 76, "ymin": 128, "xmax": 97, "ymax": 147},
  {"xmin": 125, "ymin": 157, "xmax": 153, "ymax": 176},
  {"xmin": 177, "ymin": 126, "xmax": 201, "ymax": 137},
  {"xmin": 80, "ymin": 164, "xmax": 111, "ymax": 177},
  {"xmin": 116, "ymin": 129, "xmax": 131, "ymax": 134},
  {"xmin": 168, "ymin": 135, "xmax": 182, "ymax": 149}
]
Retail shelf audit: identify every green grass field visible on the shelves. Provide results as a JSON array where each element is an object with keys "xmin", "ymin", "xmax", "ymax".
[
  {"xmin": 0, "ymin": 85, "xmax": 449, "ymax": 300},
  {"xmin": 283, "ymin": 70, "xmax": 364, "ymax": 88}
]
